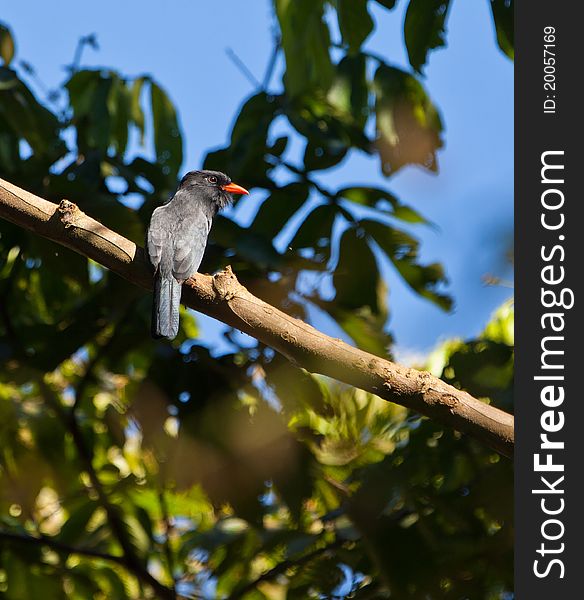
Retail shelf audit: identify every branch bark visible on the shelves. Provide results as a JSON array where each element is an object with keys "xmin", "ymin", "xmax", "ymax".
[{"xmin": 0, "ymin": 178, "xmax": 514, "ymax": 457}]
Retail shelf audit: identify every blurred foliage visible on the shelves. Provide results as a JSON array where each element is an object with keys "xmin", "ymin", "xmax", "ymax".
[{"xmin": 0, "ymin": 2, "xmax": 513, "ymax": 599}]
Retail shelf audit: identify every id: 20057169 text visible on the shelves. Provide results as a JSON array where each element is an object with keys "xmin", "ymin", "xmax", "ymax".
[{"xmin": 544, "ymin": 26, "xmax": 556, "ymax": 114}]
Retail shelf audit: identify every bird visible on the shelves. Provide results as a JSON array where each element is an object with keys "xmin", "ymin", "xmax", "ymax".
[{"xmin": 146, "ymin": 169, "xmax": 249, "ymax": 340}]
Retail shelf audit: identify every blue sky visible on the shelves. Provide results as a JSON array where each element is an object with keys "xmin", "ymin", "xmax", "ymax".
[{"xmin": 3, "ymin": 0, "xmax": 513, "ymax": 360}]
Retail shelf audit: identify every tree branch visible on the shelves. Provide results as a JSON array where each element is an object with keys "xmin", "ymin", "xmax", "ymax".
[
  {"xmin": 0, "ymin": 178, "xmax": 514, "ymax": 457},
  {"xmin": 0, "ymin": 529, "xmax": 127, "ymax": 566},
  {"xmin": 1, "ymin": 528, "xmax": 185, "ymax": 598},
  {"xmin": 228, "ymin": 539, "xmax": 346, "ymax": 600}
]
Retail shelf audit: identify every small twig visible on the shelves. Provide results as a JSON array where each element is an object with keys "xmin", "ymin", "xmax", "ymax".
[
  {"xmin": 69, "ymin": 33, "xmax": 99, "ymax": 73},
  {"xmin": 18, "ymin": 61, "xmax": 62, "ymax": 108},
  {"xmin": 228, "ymin": 539, "xmax": 346, "ymax": 600},
  {"xmin": 225, "ymin": 47, "xmax": 262, "ymax": 88},
  {"xmin": 0, "ymin": 529, "xmax": 127, "ymax": 566},
  {"xmin": 262, "ymin": 35, "xmax": 281, "ymax": 89}
]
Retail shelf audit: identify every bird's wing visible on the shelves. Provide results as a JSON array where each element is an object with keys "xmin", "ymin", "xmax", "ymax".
[
  {"xmin": 172, "ymin": 208, "xmax": 212, "ymax": 281},
  {"xmin": 146, "ymin": 206, "xmax": 169, "ymax": 271}
]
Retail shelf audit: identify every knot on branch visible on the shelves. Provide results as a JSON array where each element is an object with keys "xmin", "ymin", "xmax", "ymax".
[
  {"xmin": 212, "ymin": 266, "xmax": 243, "ymax": 302},
  {"xmin": 58, "ymin": 199, "xmax": 81, "ymax": 229}
]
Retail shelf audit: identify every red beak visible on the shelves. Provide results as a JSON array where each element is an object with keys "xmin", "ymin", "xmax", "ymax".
[{"xmin": 221, "ymin": 182, "xmax": 249, "ymax": 195}]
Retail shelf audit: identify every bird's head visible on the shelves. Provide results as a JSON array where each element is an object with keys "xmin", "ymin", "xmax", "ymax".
[{"xmin": 178, "ymin": 170, "xmax": 249, "ymax": 212}]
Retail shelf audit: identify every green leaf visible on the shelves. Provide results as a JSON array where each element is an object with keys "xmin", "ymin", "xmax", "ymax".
[
  {"xmin": 291, "ymin": 203, "xmax": 337, "ymax": 249},
  {"xmin": 337, "ymin": 0, "xmax": 374, "ymax": 55},
  {"xmin": 0, "ymin": 68, "xmax": 64, "ymax": 159},
  {"xmin": 4, "ymin": 557, "xmax": 65, "ymax": 599},
  {"xmin": 339, "ymin": 186, "xmax": 398, "ymax": 209},
  {"xmin": 482, "ymin": 299, "xmax": 514, "ymax": 346},
  {"xmin": 150, "ymin": 80, "xmax": 183, "ymax": 180},
  {"xmin": 289, "ymin": 203, "xmax": 337, "ymax": 266},
  {"xmin": 121, "ymin": 512, "xmax": 152, "ymax": 556},
  {"xmin": 231, "ymin": 93, "xmax": 276, "ymax": 147},
  {"xmin": 269, "ymin": 135, "xmax": 288, "ymax": 157},
  {"xmin": 58, "ymin": 501, "xmax": 98, "ymax": 545},
  {"xmin": 125, "ymin": 156, "xmax": 170, "ymax": 191},
  {"xmin": 362, "ymin": 219, "xmax": 451, "ymax": 310},
  {"xmin": 304, "ymin": 141, "xmax": 348, "ymax": 171},
  {"xmin": 67, "ymin": 70, "xmax": 113, "ymax": 152},
  {"xmin": 373, "ymin": 64, "xmax": 443, "ymax": 174},
  {"xmin": 374, "ymin": 0, "xmax": 398, "ymax": 8},
  {"xmin": 66, "ymin": 69, "xmax": 100, "ymax": 117},
  {"xmin": 338, "ymin": 187, "xmax": 428, "ymax": 223},
  {"xmin": 404, "ymin": 0, "xmax": 452, "ymax": 73},
  {"xmin": 327, "ymin": 54, "xmax": 370, "ymax": 128},
  {"xmin": 212, "ymin": 216, "xmax": 283, "ymax": 270},
  {"xmin": 107, "ymin": 75, "xmax": 130, "ymax": 154},
  {"xmin": 130, "ymin": 76, "xmax": 146, "ymax": 143},
  {"xmin": 0, "ymin": 23, "xmax": 15, "ymax": 66},
  {"xmin": 333, "ymin": 307, "xmax": 393, "ymax": 357},
  {"xmin": 287, "ymin": 103, "xmax": 370, "ymax": 172},
  {"xmin": 275, "ymin": 0, "xmax": 334, "ymax": 96},
  {"xmin": 91, "ymin": 566, "xmax": 130, "ymax": 599},
  {"xmin": 66, "ymin": 69, "xmax": 140, "ymax": 156},
  {"xmin": 177, "ymin": 307, "xmax": 199, "ymax": 341},
  {"xmin": 392, "ymin": 204, "xmax": 428, "ymax": 224},
  {"xmin": 251, "ymin": 182, "xmax": 309, "ymax": 239},
  {"xmin": 489, "ymin": 0, "xmax": 514, "ymax": 59},
  {"xmin": 265, "ymin": 355, "xmax": 328, "ymax": 414},
  {"xmin": 333, "ymin": 228, "xmax": 381, "ymax": 313},
  {"xmin": 205, "ymin": 92, "xmax": 278, "ymax": 187}
]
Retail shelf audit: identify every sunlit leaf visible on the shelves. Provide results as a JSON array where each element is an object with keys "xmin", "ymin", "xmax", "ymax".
[
  {"xmin": 0, "ymin": 23, "xmax": 15, "ymax": 66},
  {"xmin": 327, "ymin": 54, "xmax": 370, "ymax": 128},
  {"xmin": 373, "ymin": 64, "xmax": 443, "ymax": 174}
]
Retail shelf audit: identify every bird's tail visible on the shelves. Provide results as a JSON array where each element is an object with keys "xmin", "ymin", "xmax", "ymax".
[{"xmin": 152, "ymin": 275, "xmax": 181, "ymax": 340}]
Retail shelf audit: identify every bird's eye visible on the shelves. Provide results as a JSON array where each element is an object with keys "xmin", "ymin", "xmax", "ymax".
[{"xmin": 208, "ymin": 176, "xmax": 218, "ymax": 184}]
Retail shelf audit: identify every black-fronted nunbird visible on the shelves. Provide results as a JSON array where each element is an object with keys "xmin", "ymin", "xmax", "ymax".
[{"xmin": 147, "ymin": 170, "xmax": 249, "ymax": 340}]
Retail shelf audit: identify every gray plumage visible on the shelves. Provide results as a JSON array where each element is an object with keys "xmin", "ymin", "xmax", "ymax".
[{"xmin": 147, "ymin": 170, "xmax": 247, "ymax": 340}]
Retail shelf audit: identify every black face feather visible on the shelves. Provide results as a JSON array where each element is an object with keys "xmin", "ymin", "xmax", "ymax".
[{"xmin": 178, "ymin": 170, "xmax": 235, "ymax": 211}]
